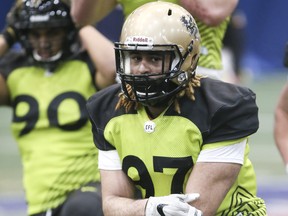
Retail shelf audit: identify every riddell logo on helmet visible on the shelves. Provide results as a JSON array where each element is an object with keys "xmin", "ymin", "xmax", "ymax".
[
  {"xmin": 132, "ymin": 37, "xmax": 148, "ymax": 43},
  {"xmin": 125, "ymin": 36, "xmax": 154, "ymax": 45}
]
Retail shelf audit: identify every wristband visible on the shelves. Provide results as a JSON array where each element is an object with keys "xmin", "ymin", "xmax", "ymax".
[{"xmin": 2, "ymin": 26, "xmax": 17, "ymax": 48}]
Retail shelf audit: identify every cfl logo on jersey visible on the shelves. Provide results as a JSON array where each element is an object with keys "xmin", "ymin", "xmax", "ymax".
[{"xmin": 144, "ymin": 121, "xmax": 156, "ymax": 133}]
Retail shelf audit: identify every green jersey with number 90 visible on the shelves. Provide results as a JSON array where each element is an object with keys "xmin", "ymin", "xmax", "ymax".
[{"xmin": 1, "ymin": 52, "xmax": 100, "ymax": 215}]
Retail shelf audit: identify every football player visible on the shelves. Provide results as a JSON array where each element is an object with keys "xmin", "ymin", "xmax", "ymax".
[
  {"xmin": 86, "ymin": 2, "xmax": 267, "ymax": 216},
  {"xmin": 0, "ymin": 0, "xmax": 115, "ymax": 215}
]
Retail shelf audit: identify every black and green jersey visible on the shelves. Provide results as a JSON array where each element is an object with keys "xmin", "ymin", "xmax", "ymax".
[
  {"xmin": 87, "ymin": 78, "xmax": 266, "ymax": 215},
  {"xmin": 117, "ymin": 0, "xmax": 228, "ymax": 70},
  {"xmin": 1, "ymin": 52, "xmax": 100, "ymax": 215}
]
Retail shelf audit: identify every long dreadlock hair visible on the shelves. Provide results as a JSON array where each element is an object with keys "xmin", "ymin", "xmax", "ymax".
[{"xmin": 115, "ymin": 74, "xmax": 204, "ymax": 114}]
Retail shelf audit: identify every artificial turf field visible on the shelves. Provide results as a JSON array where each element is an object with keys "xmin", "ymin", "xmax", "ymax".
[{"xmin": 0, "ymin": 71, "xmax": 287, "ymax": 216}]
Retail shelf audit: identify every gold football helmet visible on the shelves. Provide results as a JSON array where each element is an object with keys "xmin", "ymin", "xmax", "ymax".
[{"xmin": 115, "ymin": 1, "xmax": 201, "ymax": 106}]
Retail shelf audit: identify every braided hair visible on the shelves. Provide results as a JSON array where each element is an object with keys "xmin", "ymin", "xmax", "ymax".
[{"xmin": 115, "ymin": 75, "xmax": 203, "ymax": 114}]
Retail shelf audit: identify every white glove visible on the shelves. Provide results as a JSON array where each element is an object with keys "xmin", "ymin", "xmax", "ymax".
[{"xmin": 145, "ymin": 193, "xmax": 202, "ymax": 216}]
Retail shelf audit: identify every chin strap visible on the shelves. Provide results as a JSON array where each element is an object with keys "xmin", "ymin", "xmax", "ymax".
[
  {"xmin": 32, "ymin": 50, "xmax": 64, "ymax": 72},
  {"xmin": 32, "ymin": 50, "xmax": 63, "ymax": 62}
]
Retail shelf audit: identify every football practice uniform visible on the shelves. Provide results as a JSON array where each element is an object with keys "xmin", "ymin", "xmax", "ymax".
[
  {"xmin": 0, "ymin": 51, "xmax": 100, "ymax": 215},
  {"xmin": 87, "ymin": 78, "xmax": 266, "ymax": 215}
]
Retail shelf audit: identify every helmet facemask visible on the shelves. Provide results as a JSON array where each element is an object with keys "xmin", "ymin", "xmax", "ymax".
[{"xmin": 115, "ymin": 43, "xmax": 195, "ymax": 107}]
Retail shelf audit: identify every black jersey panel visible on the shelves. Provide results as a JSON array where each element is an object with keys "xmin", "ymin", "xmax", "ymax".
[
  {"xmin": 0, "ymin": 51, "xmax": 32, "ymax": 79},
  {"xmin": 165, "ymin": 78, "xmax": 259, "ymax": 144},
  {"xmin": 199, "ymin": 79, "xmax": 259, "ymax": 143},
  {"xmin": 86, "ymin": 84, "xmax": 135, "ymax": 150}
]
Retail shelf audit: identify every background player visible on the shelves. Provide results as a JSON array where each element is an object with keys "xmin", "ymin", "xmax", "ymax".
[{"xmin": 0, "ymin": 0, "xmax": 115, "ymax": 215}]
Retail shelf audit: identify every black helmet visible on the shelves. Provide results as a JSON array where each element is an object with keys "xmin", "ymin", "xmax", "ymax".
[
  {"xmin": 10, "ymin": 0, "xmax": 78, "ymax": 71},
  {"xmin": 14, "ymin": 0, "xmax": 74, "ymax": 30}
]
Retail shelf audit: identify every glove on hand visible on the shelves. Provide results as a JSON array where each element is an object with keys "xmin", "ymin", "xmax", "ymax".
[{"xmin": 145, "ymin": 193, "xmax": 202, "ymax": 216}]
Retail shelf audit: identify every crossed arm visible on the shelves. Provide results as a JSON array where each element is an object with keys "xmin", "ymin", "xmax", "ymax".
[
  {"xmin": 100, "ymin": 160, "xmax": 240, "ymax": 215},
  {"xmin": 185, "ymin": 162, "xmax": 240, "ymax": 215},
  {"xmin": 101, "ymin": 169, "xmax": 148, "ymax": 216}
]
